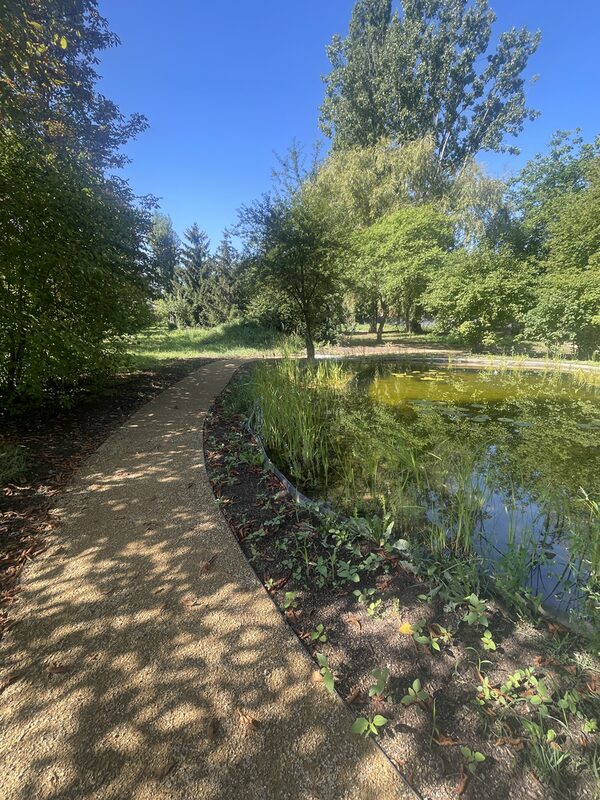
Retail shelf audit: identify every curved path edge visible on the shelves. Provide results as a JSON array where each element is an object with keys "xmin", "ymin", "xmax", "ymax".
[{"xmin": 0, "ymin": 359, "xmax": 411, "ymax": 800}]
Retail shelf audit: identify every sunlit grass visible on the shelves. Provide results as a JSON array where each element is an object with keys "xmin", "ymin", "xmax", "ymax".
[{"xmin": 126, "ymin": 321, "xmax": 298, "ymax": 370}]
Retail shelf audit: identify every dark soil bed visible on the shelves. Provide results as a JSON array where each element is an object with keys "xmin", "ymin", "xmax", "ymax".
[
  {"xmin": 0, "ymin": 357, "xmax": 212, "ymax": 642},
  {"xmin": 204, "ymin": 375, "xmax": 600, "ymax": 800}
]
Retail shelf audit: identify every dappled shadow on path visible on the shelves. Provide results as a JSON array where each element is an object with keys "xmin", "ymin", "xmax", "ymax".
[{"xmin": 0, "ymin": 365, "xmax": 402, "ymax": 800}]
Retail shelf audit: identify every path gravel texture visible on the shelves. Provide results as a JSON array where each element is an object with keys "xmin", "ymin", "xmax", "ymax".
[{"xmin": 0, "ymin": 360, "xmax": 410, "ymax": 800}]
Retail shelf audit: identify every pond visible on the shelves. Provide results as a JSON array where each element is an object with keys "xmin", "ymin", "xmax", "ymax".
[
  {"xmin": 250, "ymin": 357, "xmax": 600, "ymax": 624},
  {"xmin": 362, "ymin": 360, "xmax": 600, "ymax": 618}
]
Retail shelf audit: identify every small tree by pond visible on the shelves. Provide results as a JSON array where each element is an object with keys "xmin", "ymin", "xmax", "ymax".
[{"xmin": 237, "ymin": 188, "xmax": 349, "ymax": 360}]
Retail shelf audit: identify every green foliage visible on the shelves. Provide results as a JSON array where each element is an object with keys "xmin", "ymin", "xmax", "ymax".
[
  {"xmin": 310, "ymin": 623, "xmax": 327, "ymax": 643},
  {"xmin": 462, "ymin": 594, "xmax": 490, "ymax": 627},
  {"xmin": 369, "ymin": 667, "xmax": 390, "ymax": 698},
  {"xmin": 315, "ymin": 652, "xmax": 335, "ymax": 693},
  {"xmin": 354, "ymin": 205, "xmax": 453, "ymax": 337},
  {"xmin": 425, "ymin": 247, "xmax": 536, "ymax": 349},
  {"xmin": 149, "ymin": 214, "xmax": 180, "ymax": 295},
  {"xmin": 0, "ymin": 0, "xmax": 147, "ymax": 169},
  {"xmin": 238, "ymin": 184, "xmax": 349, "ymax": 359},
  {"xmin": 401, "ymin": 678, "xmax": 430, "ymax": 707},
  {"xmin": 460, "ymin": 746, "xmax": 486, "ymax": 775},
  {"xmin": 0, "ymin": 130, "xmax": 152, "ymax": 407},
  {"xmin": 351, "ymin": 714, "xmax": 388, "ymax": 737},
  {"xmin": 0, "ymin": 1, "xmax": 151, "ymax": 409},
  {"xmin": 321, "ymin": 0, "xmax": 540, "ymax": 167}
]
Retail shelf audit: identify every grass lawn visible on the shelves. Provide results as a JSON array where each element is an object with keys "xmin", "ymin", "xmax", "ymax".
[{"xmin": 126, "ymin": 321, "xmax": 296, "ymax": 369}]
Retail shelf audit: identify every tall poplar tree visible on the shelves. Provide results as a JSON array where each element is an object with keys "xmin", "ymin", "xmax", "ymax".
[{"xmin": 321, "ymin": 0, "xmax": 540, "ymax": 168}]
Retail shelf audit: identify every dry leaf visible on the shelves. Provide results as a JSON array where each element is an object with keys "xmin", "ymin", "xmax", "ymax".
[
  {"xmin": 432, "ymin": 733, "xmax": 460, "ymax": 747},
  {"xmin": 457, "ymin": 770, "xmax": 470, "ymax": 797},
  {"xmin": 348, "ymin": 615, "xmax": 362, "ymax": 632},
  {"xmin": 181, "ymin": 594, "xmax": 202, "ymax": 608},
  {"xmin": 46, "ymin": 663, "xmax": 69, "ymax": 676},
  {"xmin": 0, "ymin": 671, "xmax": 25, "ymax": 694},
  {"xmin": 495, "ymin": 736, "xmax": 524, "ymax": 750},
  {"xmin": 206, "ymin": 718, "xmax": 218, "ymax": 740},
  {"xmin": 311, "ymin": 670, "xmax": 324, "ymax": 684}
]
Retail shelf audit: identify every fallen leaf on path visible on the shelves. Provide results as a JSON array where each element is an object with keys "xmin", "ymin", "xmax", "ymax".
[
  {"xmin": 206, "ymin": 718, "xmax": 218, "ymax": 740},
  {"xmin": 181, "ymin": 594, "xmax": 202, "ymax": 608},
  {"xmin": 46, "ymin": 663, "xmax": 70, "ymax": 676},
  {"xmin": 348, "ymin": 615, "xmax": 361, "ymax": 632},
  {"xmin": 457, "ymin": 770, "xmax": 470, "ymax": 796}
]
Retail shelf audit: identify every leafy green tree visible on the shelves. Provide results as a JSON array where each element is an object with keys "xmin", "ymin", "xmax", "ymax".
[
  {"xmin": 509, "ymin": 131, "xmax": 600, "ymax": 258},
  {"xmin": 149, "ymin": 214, "xmax": 180, "ymax": 295},
  {"xmin": 321, "ymin": 0, "xmax": 540, "ymax": 167},
  {"xmin": 354, "ymin": 205, "xmax": 453, "ymax": 338},
  {"xmin": 238, "ymin": 190, "xmax": 348, "ymax": 359},
  {"xmin": 525, "ymin": 157, "xmax": 600, "ymax": 357},
  {"xmin": 424, "ymin": 247, "xmax": 536, "ymax": 349},
  {"xmin": 0, "ymin": 2, "xmax": 151, "ymax": 406},
  {"xmin": 0, "ymin": 0, "xmax": 147, "ymax": 168},
  {"xmin": 0, "ymin": 130, "xmax": 151, "ymax": 404}
]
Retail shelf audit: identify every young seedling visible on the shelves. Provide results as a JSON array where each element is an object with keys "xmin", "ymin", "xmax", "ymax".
[
  {"xmin": 481, "ymin": 630, "xmax": 497, "ymax": 651},
  {"xmin": 368, "ymin": 667, "xmax": 390, "ymax": 698},
  {"xmin": 353, "ymin": 587, "xmax": 376, "ymax": 605},
  {"xmin": 315, "ymin": 652, "xmax": 335, "ymax": 693},
  {"xmin": 401, "ymin": 678, "xmax": 430, "ymax": 708},
  {"xmin": 351, "ymin": 714, "xmax": 388, "ymax": 737},
  {"xmin": 463, "ymin": 594, "xmax": 490, "ymax": 627},
  {"xmin": 282, "ymin": 591, "xmax": 299, "ymax": 610},
  {"xmin": 337, "ymin": 561, "xmax": 360, "ymax": 583},
  {"xmin": 310, "ymin": 623, "xmax": 327, "ymax": 643},
  {"xmin": 460, "ymin": 746, "xmax": 486, "ymax": 774}
]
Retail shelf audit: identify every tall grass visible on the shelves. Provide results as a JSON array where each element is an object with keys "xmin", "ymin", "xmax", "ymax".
[{"xmin": 235, "ymin": 357, "xmax": 599, "ymax": 628}]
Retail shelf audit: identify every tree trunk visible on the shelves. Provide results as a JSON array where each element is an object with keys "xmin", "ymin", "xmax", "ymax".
[
  {"xmin": 305, "ymin": 334, "xmax": 315, "ymax": 361},
  {"xmin": 376, "ymin": 304, "xmax": 388, "ymax": 343},
  {"xmin": 368, "ymin": 300, "xmax": 378, "ymax": 333}
]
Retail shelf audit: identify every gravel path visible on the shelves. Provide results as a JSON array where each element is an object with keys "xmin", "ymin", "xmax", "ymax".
[{"xmin": 0, "ymin": 360, "xmax": 410, "ymax": 800}]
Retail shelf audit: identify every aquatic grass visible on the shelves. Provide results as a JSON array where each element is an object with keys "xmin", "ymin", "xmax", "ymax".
[{"xmin": 232, "ymin": 357, "xmax": 600, "ymax": 636}]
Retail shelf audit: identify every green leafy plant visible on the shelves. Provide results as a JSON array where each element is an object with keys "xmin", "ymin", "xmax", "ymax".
[
  {"xmin": 310, "ymin": 623, "xmax": 327, "ymax": 643},
  {"xmin": 315, "ymin": 652, "xmax": 335, "ymax": 693},
  {"xmin": 368, "ymin": 667, "xmax": 390, "ymax": 699},
  {"xmin": 401, "ymin": 678, "xmax": 430, "ymax": 707},
  {"xmin": 460, "ymin": 746, "xmax": 486, "ymax": 775},
  {"xmin": 351, "ymin": 714, "xmax": 388, "ymax": 737},
  {"xmin": 481, "ymin": 630, "xmax": 497, "ymax": 651},
  {"xmin": 337, "ymin": 560, "xmax": 360, "ymax": 583},
  {"xmin": 463, "ymin": 594, "xmax": 489, "ymax": 627},
  {"xmin": 282, "ymin": 591, "xmax": 299, "ymax": 610}
]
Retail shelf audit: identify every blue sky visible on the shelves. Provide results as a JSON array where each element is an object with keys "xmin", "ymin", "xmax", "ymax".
[{"xmin": 97, "ymin": 0, "xmax": 600, "ymax": 246}]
